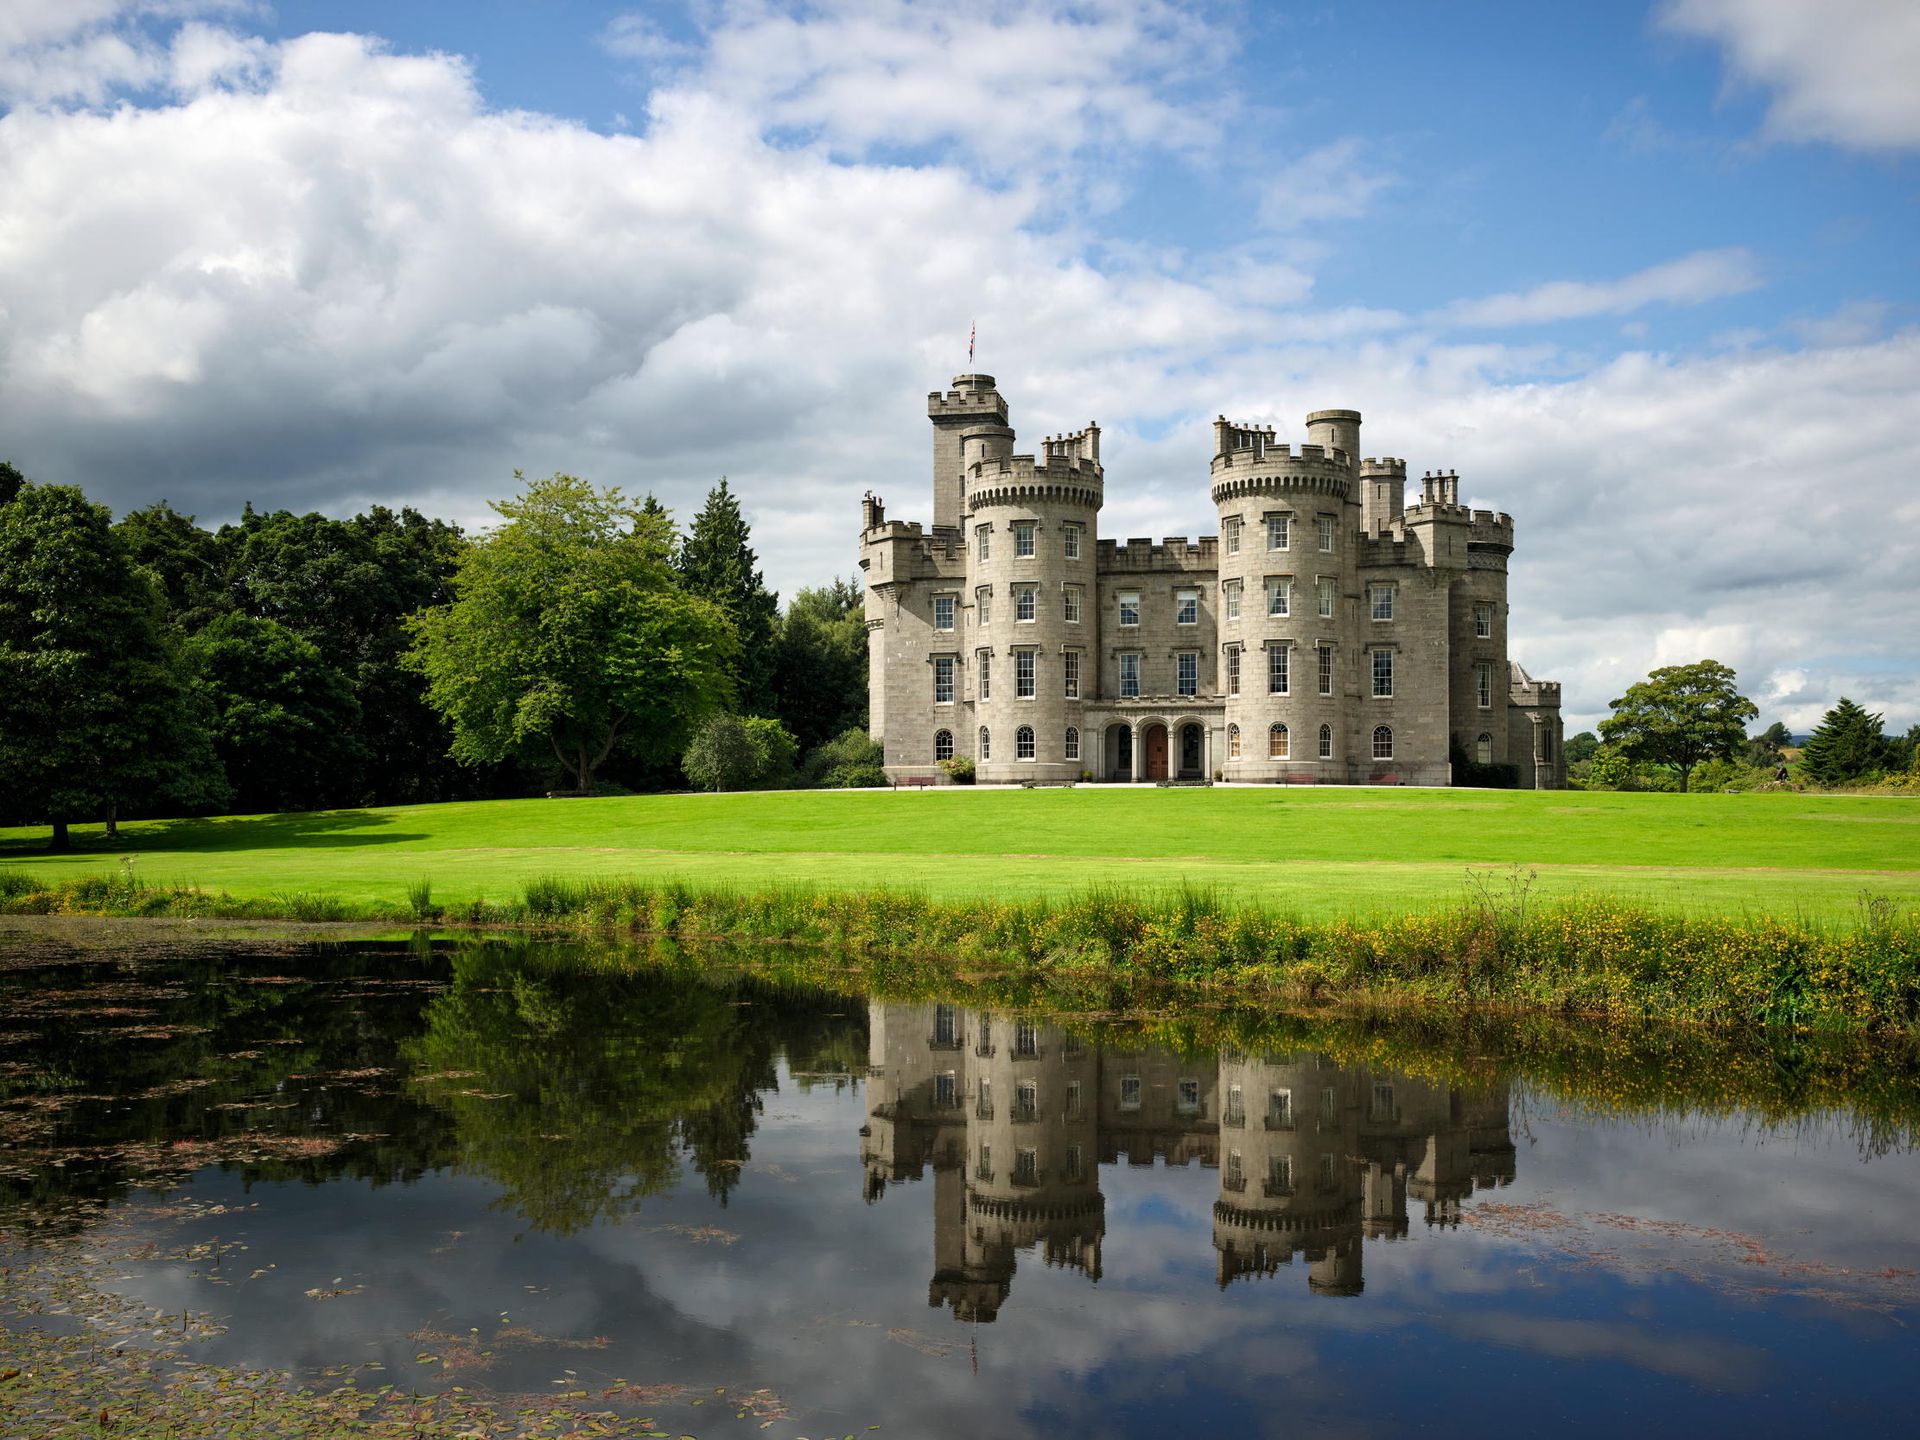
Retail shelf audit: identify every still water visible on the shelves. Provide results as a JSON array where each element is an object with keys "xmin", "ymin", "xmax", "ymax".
[{"xmin": 3, "ymin": 935, "xmax": 1918, "ymax": 1436}]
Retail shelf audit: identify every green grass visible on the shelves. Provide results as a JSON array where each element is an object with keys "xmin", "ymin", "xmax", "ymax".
[{"xmin": 2, "ymin": 785, "xmax": 1917, "ymax": 921}]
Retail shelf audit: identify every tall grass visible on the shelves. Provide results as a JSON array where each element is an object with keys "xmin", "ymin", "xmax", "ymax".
[{"xmin": 2, "ymin": 866, "xmax": 1916, "ymax": 1033}]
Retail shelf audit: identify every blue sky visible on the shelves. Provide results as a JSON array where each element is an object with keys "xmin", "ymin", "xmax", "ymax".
[{"xmin": 1, "ymin": 1, "xmax": 1916, "ymax": 730}]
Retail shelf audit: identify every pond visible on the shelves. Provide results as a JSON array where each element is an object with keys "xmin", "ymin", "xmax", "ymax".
[{"xmin": 3, "ymin": 933, "xmax": 1918, "ymax": 1436}]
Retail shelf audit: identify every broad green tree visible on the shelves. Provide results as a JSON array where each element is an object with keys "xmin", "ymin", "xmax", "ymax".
[
  {"xmin": 1744, "ymin": 720, "xmax": 1793, "ymax": 769},
  {"xmin": 772, "ymin": 577, "xmax": 868, "ymax": 752},
  {"xmin": 406, "ymin": 473, "xmax": 737, "ymax": 793},
  {"xmin": 1797, "ymin": 698, "xmax": 1894, "ymax": 787},
  {"xmin": 683, "ymin": 712, "xmax": 798, "ymax": 792},
  {"xmin": 115, "ymin": 500, "xmax": 225, "ymax": 627},
  {"xmin": 0, "ymin": 461, "xmax": 23, "ymax": 507},
  {"xmin": 1598, "ymin": 659, "xmax": 1757, "ymax": 792},
  {"xmin": 1563, "ymin": 730, "xmax": 1600, "ymax": 766},
  {"xmin": 677, "ymin": 478, "xmax": 779, "ymax": 712},
  {"xmin": 0, "ymin": 483, "xmax": 226, "ymax": 848},
  {"xmin": 184, "ymin": 614, "xmax": 368, "ymax": 814}
]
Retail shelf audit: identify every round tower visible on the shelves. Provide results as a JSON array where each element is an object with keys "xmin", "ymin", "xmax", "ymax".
[
  {"xmin": 965, "ymin": 424, "xmax": 1102, "ymax": 783},
  {"xmin": 1210, "ymin": 416, "xmax": 1355, "ymax": 782}
]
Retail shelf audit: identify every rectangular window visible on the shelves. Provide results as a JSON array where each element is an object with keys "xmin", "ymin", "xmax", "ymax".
[
  {"xmin": 1317, "ymin": 577, "xmax": 1335, "ymax": 619},
  {"xmin": 1014, "ymin": 521, "xmax": 1036, "ymax": 557},
  {"xmin": 1015, "ymin": 584, "xmax": 1036, "ymax": 622},
  {"xmin": 1225, "ymin": 646, "xmax": 1241, "ymax": 696},
  {"xmin": 1120, "ymin": 1075, "xmax": 1142, "ymax": 1110},
  {"xmin": 976, "ymin": 525, "xmax": 990, "ymax": 562},
  {"xmin": 1065, "ymin": 1144, "xmax": 1085, "ymax": 1182},
  {"xmin": 935, "ymin": 1071, "xmax": 956, "ymax": 1108},
  {"xmin": 1177, "ymin": 1078, "xmax": 1201, "ymax": 1113},
  {"xmin": 1177, "ymin": 652, "xmax": 1198, "ymax": 696},
  {"xmin": 977, "ymin": 1075, "xmax": 992, "ymax": 1117},
  {"xmin": 1063, "ymin": 650, "xmax": 1080, "ymax": 699},
  {"xmin": 1317, "ymin": 515, "xmax": 1335, "ymax": 553},
  {"xmin": 1224, "ymin": 516, "xmax": 1242, "ymax": 555},
  {"xmin": 1224, "ymin": 579, "xmax": 1241, "ymax": 621},
  {"xmin": 1015, "ymin": 1019, "xmax": 1038, "ymax": 1056},
  {"xmin": 1268, "ymin": 1088, "xmax": 1293, "ymax": 1127},
  {"xmin": 1372, "ymin": 1082, "xmax": 1395, "ymax": 1121},
  {"xmin": 934, "ymin": 657, "xmax": 954, "ymax": 704},
  {"xmin": 1014, "ymin": 1147, "xmax": 1037, "ymax": 1185},
  {"xmin": 1119, "ymin": 653, "xmax": 1140, "ymax": 698},
  {"xmin": 1118, "ymin": 590, "xmax": 1139, "ymax": 627},
  {"xmin": 1266, "ymin": 514, "xmax": 1290, "ymax": 551},
  {"xmin": 1372, "ymin": 648, "xmax": 1393, "ymax": 697},
  {"xmin": 1370, "ymin": 584, "xmax": 1394, "ymax": 621},
  {"xmin": 1064, "ymin": 584, "xmax": 1082, "ymax": 623},
  {"xmin": 1317, "ymin": 644, "xmax": 1334, "ymax": 697},
  {"xmin": 1225, "ymin": 1150, "xmax": 1244, "ymax": 1189},
  {"xmin": 1015, "ymin": 1080, "xmax": 1037, "ymax": 1121},
  {"xmin": 934, "ymin": 1004, "xmax": 956, "ymax": 1044},
  {"xmin": 1267, "ymin": 1154, "xmax": 1293, "ymax": 1195},
  {"xmin": 976, "ymin": 586, "xmax": 990, "ymax": 627},
  {"xmin": 1267, "ymin": 577, "xmax": 1290, "ymax": 617},
  {"xmin": 1476, "ymin": 660, "xmax": 1494, "ymax": 709},
  {"xmin": 1176, "ymin": 588, "xmax": 1198, "ymax": 626},
  {"xmin": 934, "ymin": 595, "xmax": 955, "ymax": 631},
  {"xmin": 1269, "ymin": 646, "xmax": 1289, "ymax": 696},
  {"xmin": 976, "ymin": 1142, "xmax": 991, "ymax": 1180},
  {"xmin": 1319, "ymin": 1152, "xmax": 1337, "ymax": 1190},
  {"xmin": 1016, "ymin": 650, "xmax": 1036, "ymax": 698},
  {"xmin": 978, "ymin": 652, "xmax": 991, "ymax": 700},
  {"xmin": 1225, "ymin": 1085, "xmax": 1245, "ymax": 1126},
  {"xmin": 1066, "ymin": 1079, "xmax": 1083, "ymax": 1119},
  {"xmin": 1475, "ymin": 602, "xmax": 1493, "ymax": 639},
  {"xmin": 1063, "ymin": 523, "xmax": 1081, "ymax": 560}
]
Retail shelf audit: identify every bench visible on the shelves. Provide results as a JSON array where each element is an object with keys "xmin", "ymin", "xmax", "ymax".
[
  {"xmin": 1368, "ymin": 771, "xmax": 1402, "ymax": 786},
  {"xmin": 894, "ymin": 774, "xmax": 939, "ymax": 789},
  {"xmin": 1278, "ymin": 772, "xmax": 1317, "ymax": 786}
]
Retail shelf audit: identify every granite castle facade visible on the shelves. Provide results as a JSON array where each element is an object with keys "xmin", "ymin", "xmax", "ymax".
[{"xmin": 860, "ymin": 373, "xmax": 1566, "ymax": 787}]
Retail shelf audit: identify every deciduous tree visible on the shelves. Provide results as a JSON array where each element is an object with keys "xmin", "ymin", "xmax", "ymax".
[
  {"xmin": 1597, "ymin": 659, "xmax": 1757, "ymax": 792},
  {"xmin": 771, "ymin": 577, "xmax": 868, "ymax": 752},
  {"xmin": 406, "ymin": 473, "xmax": 737, "ymax": 793}
]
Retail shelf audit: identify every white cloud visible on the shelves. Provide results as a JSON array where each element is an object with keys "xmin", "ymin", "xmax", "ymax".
[
  {"xmin": 1441, "ymin": 249, "xmax": 1763, "ymax": 328},
  {"xmin": 1658, "ymin": 0, "xmax": 1920, "ymax": 150},
  {"xmin": 0, "ymin": 0, "xmax": 253, "ymax": 105},
  {"xmin": 1256, "ymin": 137, "xmax": 1396, "ymax": 229}
]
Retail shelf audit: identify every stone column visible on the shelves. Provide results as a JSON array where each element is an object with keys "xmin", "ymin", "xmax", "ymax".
[{"xmin": 1130, "ymin": 723, "xmax": 1142, "ymax": 782}]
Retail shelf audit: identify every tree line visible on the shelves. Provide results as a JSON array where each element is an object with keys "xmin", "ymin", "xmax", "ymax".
[
  {"xmin": 1565, "ymin": 658, "xmax": 1919, "ymax": 793},
  {"xmin": 0, "ymin": 464, "xmax": 873, "ymax": 849}
]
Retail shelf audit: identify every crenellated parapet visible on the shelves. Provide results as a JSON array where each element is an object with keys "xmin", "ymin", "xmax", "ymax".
[
  {"xmin": 1096, "ymin": 535, "xmax": 1218, "ymax": 571},
  {"xmin": 1209, "ymin": 439, "xmax": 1353, "ymax": 505},
  {"xmin": 966, "ymin": 450, "xmax": 1105, "ymax": 511},
  {"xmin": 928, "ymin": 374, "xmax": 1009, "ymax": 423}
]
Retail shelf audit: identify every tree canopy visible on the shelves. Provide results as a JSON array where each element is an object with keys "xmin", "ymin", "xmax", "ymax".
[
  {"xmin": 1798, "ymin": 698, "xmax": 1894, "ymax": 786},
  {"xmin": 772, "ymin": 577, "xmax": 868, "ymax": 752},
  {"xmin": 406, "ymin": 473, "xmax": 738, "ymax": 793},
  {"xmin": 0, "ymin": 482, "xmax": 226, "ymax": 847},
  {"xmin": 677, "ymin": 478, "xmax": 779, "ymax": 711},
  {"xmin": 1597, "ymin": 659, "xmax": 1757, "ymax": 792}
]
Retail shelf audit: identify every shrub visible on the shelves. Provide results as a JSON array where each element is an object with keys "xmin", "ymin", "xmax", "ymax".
[
  {"xmin": 684, "ymin": 712, "xmax": 800, "ymax": 792},
  {"xmin": 802, "ymin": 727, "xmax": 887, "ymax": 788},
  {"xmin": 940, "ymin": 755, "xmax": 975, "ymax": 784}
]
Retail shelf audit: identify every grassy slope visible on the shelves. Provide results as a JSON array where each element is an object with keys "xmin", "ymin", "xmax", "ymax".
[{"xmin": 3, "ymin": 786, "xmax": 1917, "ymax": 921}]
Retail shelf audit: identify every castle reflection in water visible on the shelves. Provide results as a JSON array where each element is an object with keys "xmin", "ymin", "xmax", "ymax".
[{"xmin": 860, "ymin": 1003, "xmax": 1516, "ymax": 1320}]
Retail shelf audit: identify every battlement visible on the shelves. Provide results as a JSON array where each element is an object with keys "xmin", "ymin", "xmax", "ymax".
[
  {"xmin": 1042, "ymin": 422, "xmax": 1101, "ymax": 465},
  {"xmin": 1359, "ymin": 456, "xmax": 1406, "ymax": 477},
  {"xmin": 1468, "ymin": 510, "xmax": 1515, "ymax": 549},
  {"xmin": 927, "ymin": 373, "xmax": 1007, "ymax": 422},
  {"xmin": 1096, "ymin": 535, "xmax": 1218, "ymax": 572}
]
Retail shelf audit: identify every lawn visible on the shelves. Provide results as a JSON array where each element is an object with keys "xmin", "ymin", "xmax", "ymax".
[{"xmin": 5, "ymin": 786, "xmax": 1918, "ymax": 922}]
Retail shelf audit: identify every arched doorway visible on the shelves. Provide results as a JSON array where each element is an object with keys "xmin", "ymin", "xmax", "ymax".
[
  {"xmin": 1178, "ymin": 723, "xmax": 1204, "ymax": 778},
  {"xmin": 1105, "ymin": 723, "xmax": 1133, "ymax": 781},
  {"xmin": 1143, "ymin": 724, "xmax": 1169, "ymax": 781}
]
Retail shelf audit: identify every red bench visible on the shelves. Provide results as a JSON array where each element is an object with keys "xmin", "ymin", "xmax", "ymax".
[{"xmin": 894, "ymin": 774, "xmax": 939, "ymax": 789}]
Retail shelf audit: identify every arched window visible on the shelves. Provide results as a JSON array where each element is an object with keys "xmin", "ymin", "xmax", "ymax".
[
  {"xmin": 1269, "ymin": 722, "xmax": 1289, "ymax": 759},
  {"xmin": 935, "ymin": 729, "xmax": 954, "ymax": 762},
  {"xmin": 1318, "ymin": 723, "xmax": 1332, "ymax": 759},
  {"xmin": 1016, "ymin": 725, "xmax": 1036, "ymax": 760},
  {"xmin": 1543, "ymin": 729, "xmax": 1555, "ymax": 761},
  {"xmin": 1476, "ymin": 732, "xmax": 1492, "ymax": 765},
  {"xmin": 979, "ymin": 726, "xmax": 991, "ymax": 761},
  {"xmin": 1228, "ymin": 724, "xmax": 1241, "ymax": 759},
  {"xmin": 1064, "ymin": 726, "xmax": 1080, "ymax": 761},
  {"xmin": 1372, "ymin": 725, "xmax": 1394, "ymax": 760}
]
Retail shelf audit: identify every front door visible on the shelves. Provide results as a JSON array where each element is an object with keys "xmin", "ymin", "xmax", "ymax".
[
  {"xmin": 1180, "ymin": 724, "xmax": 1203, "ymax": 777},
  {"xmin": 1144, "ymin": 725, "xmax": 1169, "ymax": 781},
  {"xmin": 1108, "ymin": 725, "xmax": 1132, "ymax": 780}
]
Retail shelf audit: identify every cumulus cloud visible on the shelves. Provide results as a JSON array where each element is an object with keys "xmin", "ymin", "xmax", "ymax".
[
  {"xmin": 1440, "ymin": 249, "xmax": 1763, "ymax": 328},
  {"xmin": 0, "ymin": 0, "xmax": 253, "ymax": 105},
  {"xmin": 1256, "ymin": 137, "xmax": 1396, "ymax": 229},
  {"xmin": 1658, "ymin": 0, "xmax": 1920, "ymax": 150}
]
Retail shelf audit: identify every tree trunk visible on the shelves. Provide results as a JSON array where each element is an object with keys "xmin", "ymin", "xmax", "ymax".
[
  {"xmin": 105, "ymin": 803, "xmax": 118, "ymax": 840},
  {"xmin": 575, "ymin": 742, "xmax": 592, "ymax": 795},
  {"xmin": 50, "ymin": 819, "xmax": 70, "ymax": 852}
]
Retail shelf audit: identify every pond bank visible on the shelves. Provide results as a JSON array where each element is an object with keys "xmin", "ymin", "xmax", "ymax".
[{"xmin": 4, "ymin": 867, "xmax": 1918, "ymax": 1034}]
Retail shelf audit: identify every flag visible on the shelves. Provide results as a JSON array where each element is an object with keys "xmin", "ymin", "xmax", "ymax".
[{"xmin": 968, "ymin": 321, "xmax": 975, "ymax": 366}]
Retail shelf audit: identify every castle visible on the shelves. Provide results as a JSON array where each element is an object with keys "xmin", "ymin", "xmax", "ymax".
[
  {"xmin": 862, "ymin": 1002, "xmax": 1516, "ymax": 1316},
  {"xmin": 860, "ymin": 373, "xmax": 1566, "ymax": 787}
]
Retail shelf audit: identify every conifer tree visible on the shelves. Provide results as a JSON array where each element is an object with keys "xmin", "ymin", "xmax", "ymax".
[
  {"xmin": 1798, "ymin": 697, "xmax": 1894, "ymax": 786},
  {"xmin": 677, "ymin": 478, "xmax": 779, "ymax": 713}
]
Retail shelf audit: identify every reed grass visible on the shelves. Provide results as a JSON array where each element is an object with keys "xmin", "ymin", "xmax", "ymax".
[{"xmin": 5, "ymin": 862, "xmax": 1917, "ymax": 1033}]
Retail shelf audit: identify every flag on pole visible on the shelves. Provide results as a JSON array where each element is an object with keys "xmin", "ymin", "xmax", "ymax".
[{"xmin": 968, "ymin": 321, "xmax": 975, "ymax": 366}]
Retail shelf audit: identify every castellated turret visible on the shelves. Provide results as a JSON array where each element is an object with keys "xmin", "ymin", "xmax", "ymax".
[{"xmin": 861, "ymin": 372, "xmax": 1564, "ymax": 788}]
